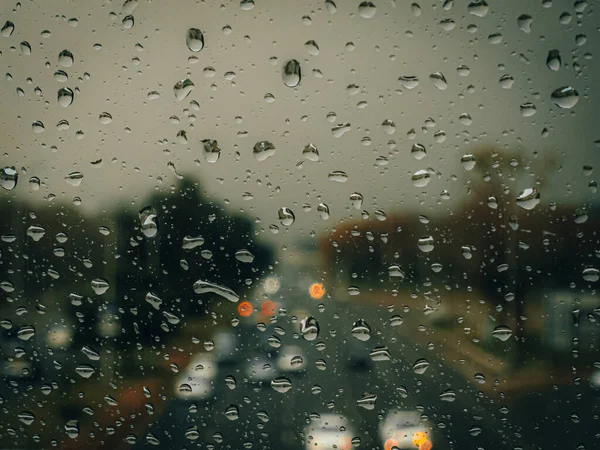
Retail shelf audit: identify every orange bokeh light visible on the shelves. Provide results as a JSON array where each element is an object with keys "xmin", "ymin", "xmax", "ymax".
[
  {"xmin": 412, "ymin": 432, "xmax": 430, "ymax": 449},
  {"xmin": 237, "ymin": 301, "xmax": 253, "ymax": 317},
  {"xmin": 309, "ymin": 283, "xmax": 325, "ymax": 299},
  {"xmin": 384, "ymin": 438, "xmax": 399, "ymax": 450},
  {"xmin": 261, "ymin": 300, "xmax": 277, "ymax": 316}
]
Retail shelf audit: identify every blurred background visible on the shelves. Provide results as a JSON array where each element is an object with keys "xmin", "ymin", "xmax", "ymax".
[{"xmin": 1, "ymin": 0, "xmax": 599, "ymax": 449}]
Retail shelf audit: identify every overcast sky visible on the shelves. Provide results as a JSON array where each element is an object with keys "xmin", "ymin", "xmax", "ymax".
[{"xmin": 1, "ymin": 0, "xmax": 599, "ymax": 246}]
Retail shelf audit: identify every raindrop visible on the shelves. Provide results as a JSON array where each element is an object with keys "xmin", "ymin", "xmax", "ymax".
[
  {"xmin": 492, "ymin": 325, "xmax": 513, "ymax": 341},
  {"xmin": 99, "ymin": 112, "xmax": 113, "ymax": 124},
  {"xmin": 20, "ymin": 41, "xmax": 31, "ymax": 55},
  {"xmin": 411, "ymin": 143, "xmax": 427, "ymax": 160},
  {"xmin": 81, "ymin": 345, "xmax": 100, "ymax": 360},
  {"xmin": 240, "ymin": 0, "xmax": 255, "ymax": 10},
  {"xmin": 271, "ymin": 377, "xmax": 292, "ymax": 393},
  {"xmin": 516, "ymin": 188, "xmax": 540, "ymax": 210},
  {"xmin": 317, "ymin": 203, "xmax": 330, "ymax": 220},
  {"xmin": 278, "ymin": 207, "xmax": 295, "ymax": 226},
  {"xmin": 32, "ymin": 121, "xmax": 45, "ymax": 133},
  {"xmin": 1, "ymin": 21, "xmax": 15, "ymax": 37},
  {"xmin": 382, "ymin": 119, "xmax": 395, "ymax": 135},
  {"xmin": 65, "ymin": 420, "xmax": 79, "ymax": 439},
  {"xmin": 357, "ymin": 392, "xmax": 377, "ymax": 410},
  {"xmin": 305, "ymin": 40, "xmax": 320, "ymax": 55},
  {"xmin": 303, "ymin": 143, "xmax": 320, "ymax": 161},
  {"xmin": 185, "ymin": 427, "xmax": 200, "ymax": 441},
  {"xmin": 468, "ymin": 0, "xmax": 489, "ymax": 17},
  {"xmin": 17, "ymin": 326, "xmax": 35, "ymax": 341},
  {"xmin": 582, "ymin": 268, "xmax": 599, "ymax": 282},
  {"xmin": 27, "ymin": 225, "xmax": 45, "ymax": 241},
  {"xmin": 350, "ymin": 192, "xmax": 363, "ymax": 209},
  {"xmin": 182, "ymin": 235, "xmax": 204, "ymax": 249},
  {"xmin": 0, "ymin": 167, "xmax": 18, "ymax": 190},
  {"xmin": 122, "ymin": 15, "xmax": 134, "ymax": 28},
  {"xmin": 58, "ymin": 50, "xmax": 74, "ymax": 67},
  {"xmin": 325, "ymin": 0, "xmax": 337, "ymax": 13},
  {"xmin": 461, "ymin": 154, "xmax": 476, "ymax": 170},
  {"xmin": 202, "ymin": 139, "xmax": 221, "ymax": 163},
  {"xmin": 57, "ymin": 87, "xmax": 74, "ymax": 107},
  {"xmin": 331, "ymin": 123, "xmax": 352, "ymax": 138},
  {"xmin": 225, "ymin": 405, "xmax": 239, "ymax": 421},
  {"xmin": 399, "ymin": 75, "xmax": 419, "ymax": 89},
  {"xmin": 551, "ymin": 86, "xmax": 579, "ymax": 109},
  {"xmin": 413, "ymin": 358, "xmax": 430, "ymax": 374},
  {"xmin": 390, "ymin": 315, "xmax": 403, "ymax": 327},
  {"xmin": 225, "ymin": 375, "xmax": 236, "ymax": 390},
  {"xmin": 18, "ymin": 411, "xmax": 35, "ymax": 426},
  {"xmin": 517, "ymin": 14, "xmax": 532, "ymax": 33},
  {"xmin": 388, "ymin": 265, "xmax": 405, "ymax": 280},
  {"xmin": 174, "ymin": 79, "xmax": 195, "ymax": 101},
  {"xmin": 186, "ymin": 28, "xmax": 204, "ymax": 52},
  {"xmin": 65, "ymin": 172, "xmax": 83, "ymax": 186},
  {"xmin": 439, "ymin": 389, "xmax": 456, "ymax": 402},
  {"xmin": 429, "ymin": 72, "xmax": 448, "ymax": 90},
  {"xmin": 546, "ymin": 50, "xmax": 561, "ymax": 71},
  {"xmin": 520, "ymin": 103, "xmax": 537, "ymax": 117},
  {"xmin": 193, "ymin": 280, "xmax": 239, "ymax": 302},
  {"xmin": 351, "ymin": 319, "xmax": 371, "ymax": 341},
  {"xmin": 412, "ymin": 170, "xmax": 430, "ymax": 187},
  {"xmin": 499, "ymin": 74, "xmax": 514, "ymax": 89},
  {"xmin": 29, "ymin": 176, "xmax": 40, "ymax": 190},
  {"xmin": 75, "ymin": 364, "xmax": 96, "ymax": 379},
  {"xmin": 253, "ymin": 141, "xmax": 276, "ymax": 161},
  {"xmin": 474, "ymin": 373, "xmax": 486, "ymax": 384},
  {"xmin": 139, "ymin": 206, "xmax": 159, "ymax": 238},
  {"xmin": 301, "ymin": 316, "xmax": 320, "ymax": 341},
  {"xmin": 91, "ymin": 278, "xmax": 109, "ymax": 295},
  {"xmin": 358, "ymin": 2, "xmax": 376, "ymax": 18},
  {"xmin": 283, "ymin": 60, "xmax": 301, "ymax": 87},
  {"xmin": 370, "ymin": 346, "xmax": 391, "ymax": 361},
  {"xmin": 328, "ymin": 170, "xmax": 348, "ymax": 182},
  {"xmin": 235, "ymin": 249, "xmax": 255, "ymax": 263}
]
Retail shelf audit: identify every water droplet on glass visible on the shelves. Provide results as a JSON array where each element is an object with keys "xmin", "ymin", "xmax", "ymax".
[
  {"xmin": 412, "ymin": 170, "xmax": 431, "ymax": 187},
  {"xmin": 350, "ymin": 192, "xmax": 363, "ymax": 209},
  {"xmin": 388, "ymin": 265, "xmax": 405, "ymax": 280},
  {"xmin": 65, "ymin": 420, "xmax": 80, "ymax": 439},
  {"xmin": 546, "ymin": 50, "xmax": 561, "ymax": 71},
  {"xmin": 516, "ymin": 188, "xmax": 540, "ymax": 210},
  {"xmin": 193, "ymin": 280, "xmax": 239, "ymax": 302},
  {"xmin": 517, "ymin": 14, "xmax": 532, "ymax": 33},
  {"xmin": 461, "ymin": 154, "xmax": 476, "ymax": 170},
  {"xmin": 122, "ymin": 15, "xmax": 134, "ymax": 28},
  {"xmin": 399, "ymin": 75, "xmax": 419, "ymax": 90},
  {"xmin": 202, "ymin": 139, "xmax": 221, "ymax": 163},
  {"xmin": 235, "ymin": 249, "xmax": 255, "ymax": 263},
  {"xmin": 58, "ymin": 50, "xmax": 74, "ymax": 67},
  {"xmin": 65, "ymin": 171, "xmax": 83, "ymax": 186},
  {"xmin": 139, "ymin": 206, "xmax": 159, "ymax": 238},
  {"xmin": 18, "ymin": 411, "xmax": 35, "ymax": 426},
  {"xmin": 57, "ymin": 87, "xmax": 74, "ymax": 107},
  {"xmin": 520, "ymin": 103, "xmax": 537, "ymax": 117},
  {"xmin": 225, "ymin": 405, "xmax": 240, "ymax": 421},
  {"xmin": 0, "ymin": 167, "xmax": 18, "ymax": 190},
  {"xmin": 331, "ymin": 123, "xmax": 352, "ymax": 138},
  {"xmin": 325, "ymin": 0, "xmax": 337, "ymax": 13},
  {"xmin": 32, "ymin": 121, "xmax": 45, "ymax": 133},
  {"xmin": 303, "ymin": 143, "xmax": 320, "ymax": 161},
  {"xmin": 411, "ymin": 143, "xmax": 427, "ymax": 160},
  {"xmin": 358, "ymin": 1, "xmax": 376, "ymax": 18},
  {"xmin": 351, "ymin": 319, "xmax": 371, "ymax": 341},
  {"xmin": 429, "ymin": 72, "xmax": 448, "ymax": 90},
  {"xmin": 305, "ymin": 40, "xmax": 320, "ymax": 55},
  {"xmin": 439, "ymin": 389, "xmax": 456, "ymax": 402},
  {"xmin": 91, "ymin": 278, "xmax": 110, "ymax": 295},
  {"xmin": 17, "ymin": 325, "xmax": 35, "ymax": 341},
  {"xmin": 186, "ymin": 28, "xmax": 204, "ymax": 52},
  {"xmin": 317, "ymin": 203, "xmax": 330, "ymax": 220},
  {"xmin": 75, "ymin": 364, "xmax": 96, "ymax": 379},
  {"xmin": 253, "ymin": 141, "xmax": 276, "ymax": 161},
  {"xmin": 301, "ymin": 316, "xmax": 320, "ymax": 341},
  {"xmin": 370, "ymin": 346, "xmax": 391, "ymax": 361},
  {"xmin": 185, "ymin": 426, "xmax": 200, "ymax": 441},
  {"xmin": 99, "ymin": 112, "xmax": 113, "ymax": 124},
  {"xmin": 468, "ymin": 0, "xmax": 489, "ymax": 17},
  {"xmin": 1, "ymin": 21, "xmax": 15, "ymax": 37},
  {"xmin": 417, "ymin": 236, "xmax": 435, "ymax": 253},
  {"xmin": 413, "ymin": 358, "xmax": 430, "ymax": 374},
  {"xmin": 582, "ymin": 268, "xmax": 599, "ymax": 282},
  {"xmin": 271, "ymin": 377, "xmax": 292, "ymax": 393},
  {"xmin": 174, "ymin": 79, "xmax": 195, "ymax": 101},
  {"xmin": 283, "ymin": 59, "xmax": 301, "ymax": 87},
  {"xmin": 492, "ymin": 325, "xmax": 513, "ymax": 341},
  {"xmin": 474, "ymin": 372, "xmax": 486, "ymax": 383},
  {"xmin": 278, "ymin": 207, "xmax": 295, "ymax": 226},
  {"xmin": 27, "ymin": 225, "xmax": 45, "ymax": 241},
  {"xmin": 328, "ymin": 170, "xmax": 348, "ymax": 182},
  {"xmin": 240, "ymin": 0, "xmax": 255, "ymax": 10},
  {"xmin": 357, "ymin": 392, "xmax": 377, "ymax": 409},
  {"xmin": 551, "ymin": 86, "xmax": 579, "ymax": 109},
  {"xmin": 20, "ymin": 41, "xmax": 31, "ymax": 55},
  {"xmin": 382, "ymin": 119, "xmax": 395, "ymax": 135}
]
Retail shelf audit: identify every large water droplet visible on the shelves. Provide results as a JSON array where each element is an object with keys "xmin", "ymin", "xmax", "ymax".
[
  {"xmin": 468, "ymin": 0, "xmax": 489, "ymax": 17},
  {"xmin": 139, "ymin": 206, "xmax": 159, "ymax": 238},
  {"xmin": 439, "ymin": 389, "xmax": 456, "ymax": 402},
  {"xmin": 186, "ymin": 28, "xmax": 204, "ymax": 52},
  {"xmin": 27, "ymin": 225, "xmax": 45, "ymax": 241},
  {"xmin": 0, "ymin": 167, "xmax": 18, "ymax": 190},
  {"xmin": 283, "ymin": 59, "xmax": 301, "ymax": 87},
  {"xmin": 413, "ymin": 358, "xmax": 430, "ymax": 374},
  {"xmin": 57, "ymin": 87, "xmax": 74, "ymax": 107},
  {"xmin": 582, "ymin": 268, "xmax": 599, "ymax": 282},
  {"xmin": 328, "ymin": 170, "xmax": 348, "ymax": 182},
  {"xmin": 32, "ymin": 121, "xmax": 45, "ymax": 133},
  {"xmin": 351, "ymin": 319, "xmax": 371, "ymax": 341},
  {"xmin": 429, "ymin": 72, "xmax": 448, "ymax": 90},
  {"xmin": 225, "ymin": 405, "xmax": 239, "ymax": 421},
  {"xmin": 17, "ymin": 325, "xmax": 35, "ymax": 341},
  {"xmin": 461, "ymin": 154, "xmax": 476, "ymax": 170},
  {"xmin": 202, "ymin": 139, "xmax": 221, "ymax": 163},
  {"xmin": 388, "ymin": 265, "xmax": 405, "ymax": 280},
  {"xmin": 492, "ymin": 325, "xmax": 513, "ymax": 341},
  {"xmin": 357, "ymin": 392, "xmax": 377, "ymax": 410},
  {"xmin": 271, "ymin": 377, "xmax": 292, "ymax": 393},
  {"xmin": 122, "ymin": 15, "xmax": 134, "ymax": 29},
  {"xmin": 399, "ymin": 75, "xmax": 419, "ymax": 89},
  {"xmin": 235, "ymin": 249, "xmax": 255, "ymax": 263},
  {"xmin": 317, "ymin": 203, "xmax": 330, "ymax": 220},
  {"xmin": 546, "ymin": 50, "xmax": 561, "ymax": 71},
  {"xmin": 358, "ymin": 1, "xmax": 376, "ymax": 18},
  {"xmin": 65, "ymin": 420, "xmax": 80, "ymax": 439},
  {"xmin": 278, "ymin": 207, "xmax": 295, "ymax": 226},
  {"xmin": 520, "ymin": 103, "xmax": 537, "ymax": 117},
  {"xmin": 516, "ymin": 188, "xmax": 540, "ymax": 210},
  {"xmin": 551, "ymin": 86, "xmax": 579, "ymax": 109},
  {"xmin": 412, "ymin": 170, "xmax": 431, "ymax": 187},
  {"xmin": 370, "ymin": 346, "xmax": 391, "ymax": 361},
  {"xmin": 18, "ymin": 411, "xmax": 35, "ymax": 426},
  {"xmin": 1, "ymin": 21, "xmax": 15, "ymax": 37},
  {"xmin": 301, "ymin": 316, "xmax": 319, "ymax": 341},
  {"xmin": 65, "ymin": 171, "xmax": 83, "ymax": 186},
  {"xmin": 253, "ymin": 141, "xmax": 276, "ymax": 161},
  {"xmin": 417, "ymin": 236, "xmax": 435, "ymax": 252},
  {"xmin": 174, "ymin": 79, "xmax": 195, "ymax": 101},
  {"xmin": 193, "ymin": 280, "xmax": 239, "ymax": 302},
  {"xmin": 350, "ymin": 192, "xmax": 363, "ymax": 209},
  {"xmin": 75, "ymin": 364, "xmax": 96, "ymax": 378},
  {"xmin": 303, "ymin": 143, "xmax": 320, "ymax": 161},
  {"xmin": 517, "ymin": 14, "xmax": 532, "ymax": 33},
  {"xmin": 91, "ymin": 278, "xmax": 110, "ymax": 295},
  {"xmin": 81, "ymin": 345, "xmax": 100, "ymax": 361},
  {"xmin": 331, "ymin": 123, "xmax": 352, "ymax": 138},
  {"xmin": 411, "ymin": 143, "xmax": 427, "ymax": 160},
  {"xmin": 58, "ymin": 50, "xmax": 74, "ymax": 67}
]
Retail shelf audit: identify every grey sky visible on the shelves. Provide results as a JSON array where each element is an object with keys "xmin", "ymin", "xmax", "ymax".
[{"xmin": 1, "ymin": 0, "xmax": 598, "ymax": 245}]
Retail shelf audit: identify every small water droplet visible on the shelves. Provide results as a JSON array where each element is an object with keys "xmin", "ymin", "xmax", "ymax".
[{"xmin": 193, "ymin": 280, "xmax": 239, "ymax": 302}]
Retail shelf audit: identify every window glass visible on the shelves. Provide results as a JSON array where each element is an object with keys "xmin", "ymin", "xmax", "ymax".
[{"xmin": 1, "ymin": 1, "xmax": 599, "ymax": 449}]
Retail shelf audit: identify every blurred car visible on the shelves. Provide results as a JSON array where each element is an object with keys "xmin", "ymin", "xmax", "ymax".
[
  {"xmin": 276, "ymin": 345, "xmax": 306, "ymax": 375},
  {"xmin": 173, "ymin": 354, "xmax": 216, "ymax": 401},
  {"xmin": 379, "ymin": 410, "xmax": 433, "ymax": 450},
  {"xmin": 304, "ymin": 413, "xmax": 355, "ymax": 450}
]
